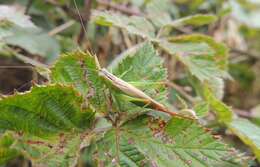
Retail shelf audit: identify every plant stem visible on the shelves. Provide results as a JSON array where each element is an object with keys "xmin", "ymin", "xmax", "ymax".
[
  {"xmin": 25, "ymin": 0, "xmax": 33, "ymax": 14},
  {"xmin": 48, "ymin": 20, "xmax": 75, "ymax": 36},
  {"xmin": 165, "ymin": 81, "xmax": 195, "ymax": 103},
  {"xmin": 231, "ymin": 48, "xmax": 259, "ymax": 60}
]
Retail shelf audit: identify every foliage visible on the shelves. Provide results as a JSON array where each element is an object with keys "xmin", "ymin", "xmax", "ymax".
[
  {"xmin": 85, "ymin": 116, "xmax": 242, "ymax": 166},
  {"xmin": 228, "ymin": 118, "xmax": 260, "ymax": 161},
  {"xmin": 0, "ymin": 132, "xmax": 19, "ymax": 165},
  {"xmin": 0, "ymin": 45, "xmax": 245, "ymax": 166},
  {"xmin": 0, "ymin": 0, "xmax": 260, "ymax": 166},
  {"xmin": 0, "ymin": 5, "xmax": 60, "ymax": 62}
]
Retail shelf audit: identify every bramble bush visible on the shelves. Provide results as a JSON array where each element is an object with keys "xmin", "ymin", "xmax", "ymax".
[{"xmin": 0, "ymin": 0, "xmax": 260, "ymax": 166}]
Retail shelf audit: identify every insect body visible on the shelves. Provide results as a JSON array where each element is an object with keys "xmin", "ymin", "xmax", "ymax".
[
  {"xmin": 99, "ymin": 68, "xmax": 177, "ymax": 116},
  {"xmin": 99, "ymin": 68, "xmax": 197, "ymax": 120}
]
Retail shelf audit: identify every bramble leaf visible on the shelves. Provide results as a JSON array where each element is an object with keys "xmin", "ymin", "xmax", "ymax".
[
  {"xmin": 203, "ymin": 86, "xmax": 233, "ymax": 123},
  {"xmin": 3, "ymin": 27, "xmax": 60, "ymax": 62},
  {"xmin": 0, "ymin": 132, "xmax": 19, "ymax": 165},
  {"xmin": 16, "ymin": 133, "xmax": 91, "ymax": 167},
  {"xmin": 105, "ymin": 43, "xmax": 169, "ymax": 120},
  {"xmin": 164, "ymin": 14, "xmax": 217, "ymax": 28},
  {"xmin": 0, "ymin": 5, "xmax": 36, "ymax": 29},
  {"xmin": 51, "ymin": 51, "xmax": 106, "ymax": 112},
  {"xmin": 0, "ymin": 85, "xmax": 94, "ymax": 136},
  {"xmin": 158, "ymin": 40, "xmax": 213, "ymax": 56},
  {"xmin": 179, "ymin": 54, "xmax": 227, "ymax": 82},
  {"xmin": 169, "ymin": 34, "xmax": 229, "ymax": 70},
  {"xmin": 0, "ymin": 5, "xmax": 60, "ymax": 61},
  {"xmin": 110, "ymin": 43, "xmax": 167, "ymax": 104},
  {"xmin": 92, "ymin": 10, "xmax": 156, "ymax": 39},
  {"xmin": 160, "ymin": 34, "xmax": 229, "ymax": 100},
  {"xmin": 228, "ymin": 118, "xmax": 260, "ymax": 162},
  {"xmin": 145, "ymin": 0, "xmax": 173, "ymax": 28},
  {"xmin": 160, "ymin": 34, "xmax": 229, "ymax": 83},
  {"xmin": 84, "ymin": 116, "xmax": 243, "ymax": 166},
  {"xmin": 193, "ymin": 101, "xmax": 209, "ymax": 118},
  {"xmin": 0, "ymin": 147, "xmax": 18, "ymax": 165}
]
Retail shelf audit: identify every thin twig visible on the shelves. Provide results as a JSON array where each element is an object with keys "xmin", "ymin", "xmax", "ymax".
[
  {"xmin": 48, "ymin": 20, "xmax": 75, "ymax": 36},
  {"xmin": 234, "ymin": 109, "xmax": 253, "ymax": 119},
  {"xmin": 14, "ymin": 54, "xmax": 48, "ymax": 68},
  {"xmin": 0, "ymin": 66, "xmax": 33, "ymax": 69},
  {"xmin": 25, "ymin": 0, "xmax": 34, "ymax": 14},
  {"xmin": 4, "ymin": 46, "xmax": 48, "ymax": 68},
  {"xmin": 121, "ymin": 29, "xmax": 132, "ymax": 48},
  {"xmin": 174, "ymin": 27, "xmax": 193, "ymax": 34},
  {"xmin": 230, "ymin": 48, "xmax": 259, "ymax": 60},
  {"xmin": 165, "ymin": 81, "xmax": 195, "ymax": 103}
]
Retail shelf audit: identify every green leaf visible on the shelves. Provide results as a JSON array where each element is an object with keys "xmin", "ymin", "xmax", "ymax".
[
  {"xmin": 0, "ymin": 6, "xmax": 59, "ymax": 61},
  {"xmin": 188, "ymin": 69, "xmax": 225, "ymax": 100},
  {"xmin": 17, "ymin": 134, "xmax": 88, "ymax": 167},
  {"xmin": 193, "ymin": 101, "xmax": 209, "ymax": 118},
  {"xmin": 110, "ymin": 43, "xmax": 167, "ymax": 104},
  {"xmin": 158, "ymin": 40, "xmax": 213, "ymax": 56},
  {"xmin": 84, "ymin": 128, "xmax": 149, "ymax": 167},
  {"xmin": 169, "ymin": 34, "xmax": 229, "ymax": 70},
  {"xmin": 0, "ymin": 132, "xmax": 17, "ymax": 149},
  {"xmin": 145, "ymin": 0, "xmax": 173, "ymax": 28},
  {"xmin": 92, "ymin": 10, "xmax": 156, "ymax": 39},
  {"xmin": 228, "ymin": 118, "xmax": 260, "ymax": 162},
  {"xmin": 0, "ymin": 5, "xmax": 36, "ymax": 29},
  {"xmin": 208, "ymin": 77, "xmax": 225, "ymax": 99},
  {"xmin": 179, "ymin": 54, "xmax": 227, "ymax": 82},
  {"xmin": 104, "ymin": 43, "xmax": 169, "ymax": 120},
  {"xmin": 3, "ymin": 27, "xmax": 60, "ymax": 62},
  {"xmin": 0, "ymin": 147, "xmax": 19, "ymax": 165},
  {"xmin": 160, "ymin": 34, "xmax": 229, "ymax": 82},
  {"xmin": 0, "ymin": 21, "xmax": 14, "ymax": 39},
  {"xmin": 164, "ymin": 14, "xmax": 217, "ymax": 28},
  {"xmin": 160, "ymin": 34, "xmax": 229, "ymax": 97},
  {"xmin": 204, "ymin": 86, "xmax": 233, "ymax": 123},
  {"xmin": 51, "ymin": 51, "xmax": 107, "ymax": 113},
  {"xmin": 0, "ymin": 85, "xmax": 94, "ymax": 136},
  {"xmin": 0, "ymin": 132, "xmax": 19, "ymax": 165},
  {"xmin": 84, "ymin": 116, "xmax": 243, "ymax": 166},
  {"xmin": 190, "ymin": 76, "xmax": 231, "ymax": 122}
]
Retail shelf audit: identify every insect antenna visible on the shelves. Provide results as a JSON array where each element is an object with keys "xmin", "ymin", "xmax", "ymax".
[{"xmin": 72, "ymin": 0, "xmax": 91, "ymax": 45}]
